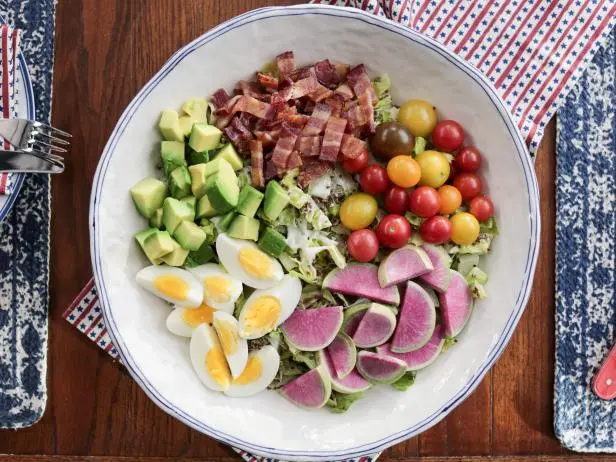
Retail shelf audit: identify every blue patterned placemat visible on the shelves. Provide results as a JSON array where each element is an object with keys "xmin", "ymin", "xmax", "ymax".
[
  {"xmin": 554, "ymin": 27, "xmax": 616, "ymax": 452},
  {"xmin": 0, "ymin": 0, "xmax": 55, "ymax": 428}
]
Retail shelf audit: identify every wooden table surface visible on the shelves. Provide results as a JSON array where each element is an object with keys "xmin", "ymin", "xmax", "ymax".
[{"xmin": 0, "ymin": 1, "xmax": 613, "ymax": 461}]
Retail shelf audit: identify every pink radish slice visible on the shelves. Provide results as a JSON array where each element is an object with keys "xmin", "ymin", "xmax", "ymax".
[
  {"xmin": 281, "ymin": 306, "xmax": 343, "ymax": 351},
  {"xmin": 390, "ymin": 281, "xmax": 436, "ymax": 353},
  {"xmin": 323, "ymin": 263, "xmax": 400, "ymax": 305},
  {"xmin": 418, "ymin": 244, "xmax": 453, "ymax": 293},
  {"xmin": 440, "ymin": 270, "xmax": 473, "ymax": 337},
  {"xmin": 326, "ymin": 333, "xmax": 356, "ymax": 379},
  {"xmin": 279, "ymin": 365, "xmax": 332, "ymax": 409},
  {"xmin": 377, "ymin": 325, "xmax": 446, "ymax": 371},
  {"xmin": 352, "ymin": 303, "xmax": 397, "ymax": 348},
  {"xmin": 377, "ymin": 245, "xmax": 433, "ymax": 288}
]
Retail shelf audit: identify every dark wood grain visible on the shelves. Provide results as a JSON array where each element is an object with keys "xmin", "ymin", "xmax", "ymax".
[{"xmin": 0, "ymin": 0, "xmax": 586, "ymax": 460}]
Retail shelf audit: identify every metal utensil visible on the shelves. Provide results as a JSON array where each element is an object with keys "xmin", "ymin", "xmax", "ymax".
[
  {"xmin": 0, "ymin": 118, "xmax": 70, "ymax": 158},
  {"xmin": 0, "ymin": 150, "xmax": 64, "ymax": 174}
]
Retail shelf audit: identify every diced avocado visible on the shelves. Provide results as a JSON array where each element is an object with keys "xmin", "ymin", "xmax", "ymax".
[
  {"xmin": 130, "ymin": 177, "xmax": 167, "ymax": 219},
  {"xmin": 258, "ymin": 227, "xmax": 288, "ymax": 257},
  {"xmin": 148, "ymin": 208, "xmax": 164, "ymax": 229},
  {"xmin": 199, "ymin": 218, "xmax": 217, "ymax": 244},
  {"xmin": 174, "ymin": 220, "xmax": 207, "ymax": 251},
  {"xmin": 135, "ymin": 228, "xmax": 163, "ymax": 264},
  {"xmin": 142, "ymin": 230, "xmax": 176, "ymax": 261},
  {"xmin": 169, "ymin": 166, "xmax": 192, "ymax": 199},
  {"xmin": 196, "ymin": 195, "xmax": 217, "ymax": 219},
  {"xmin": 188, "ymin": 163, "xmax": 208, "ymax": 198},
  {"xmin": 161, "ymin": 239, "xmax": 189, "ymax": 267},
  {"xmin": 184, "ymin": 241, "xmax": 215, "ymax": 267},
  {"xmin": 206, "ymin": 173, "xmax": 239, "ymax": 213},
  {"xmin": 179, "ymin": 115, "xmax": 195, "ymax": 137},
  {"xmin": 180, "ymin": 195, "xmax": 196, "ymax": 212},
  {"xmin": 182, "ymin": 98, "xmax": 209, "ymax": 123},
  {"xmin": 204, "ymin": 157, "xmax": 235, "ymax": 179},
  {"xmin": 228, "ymin": 215, "xmax": 260, "ymax": 241},
  {"xmin": 187, "ymin": 148, "xmax": 209, "ymax": 166},
  {"xmin": 162, "ymin": 197, "xmax": 195, "ymax": 235},
  {"xmin": 158, "ymin": 110, "xmax": 184, "ymax": 142},
  {"xmin": 237, "ymin": 185, "xmax": 264, "ymax": 218},
  {"xmin": 161, "ymin": 141, "xmax": 186, "ymax": 176},
  {"xmin": 263, "ymin": 180, "xmax": 290, "ymax": 221},
  {"xmin": 189, "ymin": 123, "xmax": 222, "ymax": 152},
  {"xmin": 215, "ymin": 143, "xmax": 243, "ymax": 171},
  {"xmin": 219, "ymin": 211, "xmax": 237, "ymax": 231}
]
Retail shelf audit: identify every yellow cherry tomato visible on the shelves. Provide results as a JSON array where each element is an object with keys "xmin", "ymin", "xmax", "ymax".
[
  {"xmin": 416, "ymin": 150, "xmax": 451, "ymax": 188},
  {"xmin": 386, "ymin": 155, "xmax": 421, "ymax": 188},
  {"xmin": 398, "ymin": 99, "xmax": 438, "ymax": 137},
  {"xmin": 450, "ymin": 212, "xmax": 480, "ymax": 245},
  {"xmin": 438, "ymin": 185, "xmax": 463, "ymax": 214},
  {"xmin": 339, "ymin": 193, "xmax": 378, "ymax": 230}
]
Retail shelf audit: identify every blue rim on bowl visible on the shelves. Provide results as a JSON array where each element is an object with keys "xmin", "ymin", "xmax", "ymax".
[{"xmin": 90, "ymin": 5, "xmax": 540, "ymax": 460}]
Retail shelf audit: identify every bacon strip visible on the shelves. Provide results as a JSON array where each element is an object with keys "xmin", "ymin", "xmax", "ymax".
[
  {"xmin": 359, "ymin": 92, "xmax": 376, "ymax": 133},
  {"xmin": 254, "ymin": 131, "xmax": 277, "ymax": 150},
  {"xmin": 264, "ymin": 154, "xmax": 278, "ymax": 181},
  {"xmin": 271, "ymin": 127, "xmax": 299, "ymax": 168},
  {"xmin": 343, "ymin": 100, "xmax": 368, "ymax": 130},
  {"xmin": 275, "ymin": 51, "xmax": 295, "ymax": 78},
  {"xmin": 235, "ymin": 80, "xmax": 264, "ymax": 98},
  {"xmin": 314, "ymin": 59, "xmax": 340, "ymax": 88},
  {"xmin": 237, "ymin": 95, "xmax": 275, "ymax": 120},
  {"xmin": 295, "ymin": 135, "xmax": 322, "ymax": 157},
  {"xmin": 302, "ymin": 103, "xmax": 332, "ymax": 136},
  {"xmin": 324, "ymin": 94, "xmax": 344, "ymax": 118},
  {"xmin": 256, "ymin": 72, "xmax": 279, "ymax": 91},
  {"xmin": 334, "ymin": 63, "xmax": 350, "ymax": 81},
  {"xmin": 279, "ymin": 75, "xmax": 319, "ymax": 101},
  {"xmin": 334, "ymin": 83, "xmax": 354, "ymax": 101},
  {"xmin": 286, "ymin": 151, "xmax": 303, "ymax": 169},
  {"xmin": 309, "ymin": 83, "xmax": 334, "ymax": 103},
  {"xmin": 347, "ymin": 64, "xmax": 377, "ymax": 105},
  {"xmin": 211, "ymin": 89, "xmax": 230, "ymax": 109},
  {"xmin": 249, "ymin": 140, "xmax": 264, "ymax": 188},
  {"xmin": 340, "ymin": 134, "xmax": 366, "ymax": 159},
  {"xmin": 289, "ymin": 66, "xmax": 316, "ymax": 82},
  {"xmin": 225, "ymin": 117, "xmax": 253, "ymax": 153},
  {"xmin": 298, "ymin": 159, "xmax": 332, "ymax": 188},
  {"xmin": 319, "ymin": 116, "xmax": 347, "ymax": 162}
]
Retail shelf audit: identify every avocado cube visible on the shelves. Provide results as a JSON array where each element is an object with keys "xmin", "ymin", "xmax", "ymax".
[
  {"xmin": 130, "ymin": 177, "xmax": 167, "ymax": 219},
  {"xmin": 237, "ymin": 185, "xmax": 264, "ymax": 218},
  {"xmin": 187, "ymin": 148, "xmax": 209, "ymax": 166},
  {"xmin": 148, "ymin": 208, "xmax": 164, "ymax": 229},
  {"xmin": 161, "ymin": 239, "xmax": 189, "ymax": 267},
  {"xmin": 182, "ymin": 98, "xmax": 209, "ymax": 123},
  {"xmin": 218, "ymin": 211, "xmax": 237, "ymax": 231},
  {"xmin": 161, "ymin": 141, "xmax": 186, "ymax": 176},
  {"xmin": 180, "ymin": 195, "xmax": 197, "ymax": 212},
  {"xmin": 142, "ymin": 230, "xmax": 176, "ymax": 261},
  {"xmin": 263, "ymin": 181, "xmax": 290, "ymax": 221},
  {"xmin": 162, "ymin": 197, "xmax": 195, "ymax": 235},
  {"xmin": 189, "ymin": 123, "xmax": 222, "ymax": 153},
  {"xmin": 169, "ymin": 166, "xmax": 192, "ymax": 199},
  {"xmin": 184, "ymin": 241, "xmax": 215, "ymax": 267},
  {"xmin": 228, "ymin": 215, "xmax": 260, "ymax": 241},
  {"xmin": 205, "ymin": 173, "xmax": 239, "ymax": 213},
  {"xmin": 158, "ymin": 110, "xmax": 184, "ymax": 142},
  {"xmin": 135, "ymin": 228, "xmax": 163, "ymax": 264},
  {"xmin": 258, "ymin": 227, "xmax": 288, "ymax": 257},
  {"xmin": 174, "ymin": 220, "xmax": 207, "ymax": 251},
  {"xmin": 215, "ymin": 143, "xmax": 243, "ymax": 171},
  {"xmin": 179, "ymin": 115, "xmax": 195, "ymax": 137},
  {"xmin": 196, "ymin": 195, "xmax": 217, "ymax": 219},
  {"xmin": 188, "ymin": 163, "xmax": 208, "ymax": 198},
  {"xmin": 204, "ymin": 157, "xmax": 235, "ymax": 178}
]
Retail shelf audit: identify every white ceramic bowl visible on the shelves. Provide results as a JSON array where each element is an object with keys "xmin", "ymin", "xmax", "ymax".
[{"xmin": 90, "ymin": 5, "xmax": 540, "ymax": 461}]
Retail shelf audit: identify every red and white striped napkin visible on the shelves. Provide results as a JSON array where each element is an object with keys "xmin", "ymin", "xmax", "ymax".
[
  {"xmin": 64, "ymin": 2, "xmax": 616, "ymax": 461},
  {"xmin": 0, "ymin": 24, "xmax": 21, "ymax": 195}
]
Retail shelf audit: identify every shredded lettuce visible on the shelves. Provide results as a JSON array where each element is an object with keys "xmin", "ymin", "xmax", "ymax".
[
  {"xmin": 414, "ymin": 136, "xmax": 427, "ymax": 154},
  {"xmin": 237, "ymin": 166, "xmax": 251, "ymax": 189},
  {"xmin": 268, "ymin": 332, "xmax": 315, "ymax": 390},
  {"xmin": 281, "ymin": 168, "xmax": 300, "ymax": 188},
  {"xmin": 465, "ymin": 266, "xmax": 488, "ymax": 299},
  {"xmin": 288, "ymin": 185, "xmax": 311, "ymax": 208},
  {"xmin": 326, "ymin": 391, "xmax": 365, "ymax": 413},
  {"xmin": 391, "ymin": 371, "xmax": 416, "ymax": 391},
  {"xmin": 372, "ymin": 73, "xmax": 391, "ymax": 98},
  {"xmin": 374, "ymin": 95, "xmax": 394, "ymax": 124},
  {"xmin": 442, "ymin": 336, "xmax": 457, "ymax": 352},
  {"xmin": 199, "ymin": 218, "xmax": 218, "ymax": 244},
  {"xmin": 480, "ymin": 217, "xmax": 499, "ymax": 235},
  {"xmin": 308, "ymin": 173, "xmax": 333, "ymax": 199},
  {"xmin": 405, "ymin": 211, "xmax": 424, "ymax": 228}
]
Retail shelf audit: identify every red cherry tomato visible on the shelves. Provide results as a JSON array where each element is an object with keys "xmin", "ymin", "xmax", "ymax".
[
  {"xmin": 342, "ymin": 149, "xmax": 369, "ymax": 173},
  {"xmin": 453, "ymin": 172, "xmax": 482, "ymax": 201},
  {"xmin": 419, "ymin": 215, "xmax": 453, "ymax": 244},
  {"xmin": 446, "ymin": 162, "xmax": 458, "ymax": 184},
  {"xmin": 384, "ymin": 187, "xmax": 409, "ymax": 214},
  {"xmin": 469, "ymin": 195, "xmax": 495, "ymax": 222},
  {"xmin": 360, "ymin": 164, "xmax": 391, "ymax": 195},
  {"xmin": 431, "ymin": 120, "xmax": 464, "ymax": 152},
  {"xmin": 376, "ymin": 214, "xmax": 412, "ymax": 249},
  {"xmin": 454, "ymin": 146, "xmax": 482, "ymax": 172},
  {"xmin": 408, "ymin": 186, "xmax": 441, "ymax": 218},
  {"xmin": 347, "ymin": 229, "xmax": 380, "ymax": 262}
]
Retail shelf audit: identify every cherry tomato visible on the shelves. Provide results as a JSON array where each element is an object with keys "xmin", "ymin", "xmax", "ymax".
[
  {"xmin": 431, "ymin": 120, "xmax": 464, "ymax": 152},
  {"xmin": 342, "ymin": 149, "xmax": 369, "ymax": 173},
  {"xmin": 453, "ymin": 172, "xmax": 482, "ymax": 201},
  {"xmin": 371, "ymin": 122, "xmax": 414, "ymax": 160},
  {"xmin": 408, "ymin": 186, "xmax": 441, "ymax": 218},
  {"xmin": 446, "ymin": 162, "xmax": 458, "ymax": 184},
  {"xmin": 469, "ymin": 195, "xmax": 495, "ymax": 222},
  {"xmin": 360, "ymin": 164, "xmax": 391, "ymax": 195},
  {"xmin": 376, "ymin": 214, "xmax": 412, "ymax": 249},
  {"xmin": 398, "ymin": 99, "xmax": 437, "ymax": 137},
  {"xmin": 386, "ymin": 155, "xmax": 421, "ymax": 188},
  {"xmin": 384, "ymin": 186, "xmax": 409, "ymax": 214},
  {"xmin": 454, "ymin": 146, "xmax": 482, "ymax": 172},
  {"xmin": 339, "ymin": 193, "xmax": 378, "ymax": 230},
  {"xmin": 419, "ymin": 215, "xmax": 452, "ymax": 244},
  {"xmin": 347, "ymin": 229, "xmax": 380, "ymax": 262},
  {"xmin": 450, "ymin": 212, "xmax": 480, "ymax": 245},
  {"xmin": 438, "ymin": 185, "xmax": 463, "ymax": 214},
  {"xmin": 415, "ymin": 150, "xmax": 451, "ymax": 188}
]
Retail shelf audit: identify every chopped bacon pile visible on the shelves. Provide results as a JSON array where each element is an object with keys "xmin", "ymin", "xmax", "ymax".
[{"xmin": 210, "ymin": 51, "xmax": 376, "ymax": 188}]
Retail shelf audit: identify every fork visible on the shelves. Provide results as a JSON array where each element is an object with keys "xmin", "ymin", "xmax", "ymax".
[{"xmin": 0, "ymin": 118, "xmax": 71, "ymax": 161}]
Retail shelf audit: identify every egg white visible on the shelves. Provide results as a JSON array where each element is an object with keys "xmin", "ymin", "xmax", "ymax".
[
  {"xmin": 212, "ymin": 311, "xmax": 248, "ymax": 379},
  {"xmin": 189, "ymin": 324, "xmax": 232, "ymax": 392},
  {"xmin": 224, "ymin": 345, "xmax": 280, "ymax": 398},
  {"xmin": 188, "ymin": 263, "xmax": 242, "ymax": 312},
  {"xmin": 136, "ymin": 266, "xmax": 203, "ymax": 307}
]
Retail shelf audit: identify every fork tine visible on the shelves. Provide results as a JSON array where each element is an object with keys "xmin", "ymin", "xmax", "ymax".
[
  {"xmin": 25, "ymin": 148, "xmax": 65, "ymax": 164},
  {"xmin": 32, "ymin": 121, "xmax": 72, "ymax": 138},
  {"xmin": 32, "ymin": 131, "xmax": 70, "ymax": 145},
  {"xmin": 31, "ymin": 139, "xmax": 68, "ymax": 153}
]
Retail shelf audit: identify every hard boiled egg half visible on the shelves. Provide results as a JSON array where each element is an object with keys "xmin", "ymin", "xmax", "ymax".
[
  {"xmin": 238, "ymin": 274, "xmax": 301, "ymax": 339},
  {"xmin": 166, "ymin": 302, "xmax": 217, "ymax": 337},
  {"xmin": 136, "ymin": 266, "xmax": 203, "ymax": 307},
  {"xmin": 224, "ymin": 345, "xmax": 280, "ymax": 398},
  {"xmin": 189, "ymin": 324, "xmax": 232, "ymax": 392},
  {"xmin": 212, "ymin": 311, "xmax": 248, "ymax": 378},
  {"xmin": 188, "ymin": 263, "xmax": 243, "ymax": 312},
  {"xmin": 216, "ymin": 234, "xmax": 283, "ymax": 289}
]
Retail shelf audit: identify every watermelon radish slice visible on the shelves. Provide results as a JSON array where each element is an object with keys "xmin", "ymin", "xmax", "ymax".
[
  {"xmin": 356, "ymin": 351, "xmax": 407, "ymax": 384},
  {"xmin": 377, "ymin": 325, "xmax": 446, "ymax": 371},
  {"xmin": 352, "ymin": 303, "xmax": 397, "ymax": 348},
  {"xmin": 322, "ymin": 263, "xmax": 400, "ymax": 305},
  {"xmin": 390, "ymin": 281, "xmax": 436, "ymax": 353},
  {"xmin": 317, "ymin": 350, "xmax": 372, "ymax": 394},
  {"xmin": 377, "ymin": 245, "xmax": 433, "ymax": 288},
  {"xmin": 326, "ymin": 333, "xmax": 357, "ymax": 378},
  {"xmin": 440, "ymin": 270, "xmax": 473, "ymax": 337},
  {"xmin": 281, "ymin": 306, "xmax": 343, "ymax": 351},
  {"xmin": 418, "ymin": 244, "xmax": 453, "ymax": 293},
  {"xmin": 342, "ymin": 303, "xmax": 371, "ymax": 336},
  {"xmin": 279, "ymin": 365, "xmax": 332, "ymax": 409}
]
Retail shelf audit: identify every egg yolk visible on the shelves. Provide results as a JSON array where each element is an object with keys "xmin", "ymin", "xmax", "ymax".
[
  {"xmin": 238, "ymin": 248, "xmax": 273, "ymax": 279},
  {"xmin": 205, "ymin": 346, "xmax": 231, "ymax": 388},
  {"xmin": 153, "ymin": 275, "xmax": 189, "ymax": 301},
  {"xmin": 213, "ymin": 319, "xmax": 239, "ymax": 356},
  {"xmin": 203, "ymin": 276, "xmax": 231, "ymax": 303},
  {"xmin": 182, "ymin": 304, "xmax": 215, "ymax": 327},
  {"xmin": 232, "ymin": 355, "xmax": 262, "ymax": 385},
  {"xmin": 242, "ymin": 296, "xmax": 281, "ymax": 335}
]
